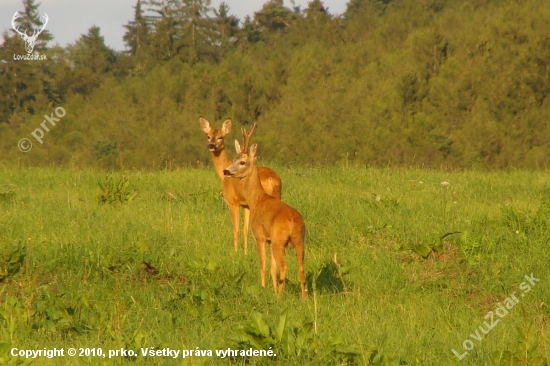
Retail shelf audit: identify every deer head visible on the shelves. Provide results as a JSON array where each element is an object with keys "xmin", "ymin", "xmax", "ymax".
[
  {"xmin": 11, "ymin": 12, "xmax": 49, "ymax": 54},
  {"xmin": 223, "ymin": 123, "xmax": 258, "ymax": 177},
  {"xmin": 223, "ymin": 141, "xmax": 257, "ymax": 179},
  {"xmin": 199, "ymin": 116, "xmax": 232, "ymax": 154}
]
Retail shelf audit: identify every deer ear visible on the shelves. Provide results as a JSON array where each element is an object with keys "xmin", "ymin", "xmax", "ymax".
[
  {"xmin": 249, "ymin": 143, "xmax": 258, "ymax": 158},
  {"xmin": 221, "ymin": 119, "xmax": 232, "ymax": 135},
  {"xmin": 235, "ymin": 140, "xmax": 242, "ymax": 154},
  {"xmin": 199, "ymin": 117, "xmax": 211, "ymax": 133}
]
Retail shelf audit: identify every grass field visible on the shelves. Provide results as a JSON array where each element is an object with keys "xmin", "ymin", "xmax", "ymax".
[{"xmin": 0, "ymin": 165, "xmax": 548, "ymax": 365}]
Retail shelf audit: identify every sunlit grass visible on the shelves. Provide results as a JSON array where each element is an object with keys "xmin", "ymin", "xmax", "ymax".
[{"xmin": 0, "ymin": 166, "xmax": 548, "ymax": 365}]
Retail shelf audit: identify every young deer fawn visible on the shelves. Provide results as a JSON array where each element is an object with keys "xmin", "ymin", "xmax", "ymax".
[
  {"xmin": 199, "ymin": 117, "xmax": 282, "ymax": 254},
  {"xmin": 223, "ymin": 141, "xmax": 306, "ymax": 299}
]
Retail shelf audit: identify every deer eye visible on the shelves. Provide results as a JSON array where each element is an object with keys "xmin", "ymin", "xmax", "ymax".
[
  {"xmin": 218, "ymin": 137, "xmax": 223, "ymax": 140},
  {"xmin": 239, "ymin": 161, "xmax": 245, "ymax": 165}
]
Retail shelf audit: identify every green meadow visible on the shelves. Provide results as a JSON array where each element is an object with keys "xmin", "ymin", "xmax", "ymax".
[{"xmin": 0, "ymin": 165, "xmax": 548, "ymax": 365}]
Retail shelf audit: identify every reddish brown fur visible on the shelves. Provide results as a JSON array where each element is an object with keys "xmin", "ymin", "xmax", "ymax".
[
  {"xmin": 199, "ymin": 117, "xmax": 282, "ymax": 254},
  {"xmin": 224, "ymin": 141, "xmax": 306, "ymax": 299}
]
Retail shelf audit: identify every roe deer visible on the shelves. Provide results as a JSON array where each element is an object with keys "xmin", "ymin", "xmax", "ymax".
[
  {"xmin": 223, "ymin": 141, "xmax": 306, "ymax": 299},
  {"xmin": 199, "ymin": 117, "xmax": 282, "ymax": 254}
]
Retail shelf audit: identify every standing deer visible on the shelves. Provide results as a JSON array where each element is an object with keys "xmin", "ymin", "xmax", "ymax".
[
  {"xmin": 199, "ymin": 117, "xmax": 282, "ymax": 254},
  {"xmin": 11, "ymin": 12, "xmax": 48, "ymax": 54},
  {"xmin": 223, "ymin": 141, "xmax": 306, "ymax": 299}
]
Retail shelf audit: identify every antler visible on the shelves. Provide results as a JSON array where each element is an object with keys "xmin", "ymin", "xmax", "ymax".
[
  {"xmin": 11, "ymin": 12, "xmax": 48, "ymax": 41},
  {"xmin": 30, "ymin": 13, "xmax": 48, "ymax": 41},
  {"xmin": 11, "ymin": 12, "xmax": 27, "ymax": 39},
  {"xmin": 240, "ymin": 122, "xmax": 257, "ymax": 154}
]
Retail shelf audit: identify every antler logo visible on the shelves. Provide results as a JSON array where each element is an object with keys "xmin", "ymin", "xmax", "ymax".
[{"xmin": 11, "ymin": 11, "xmax": 48, "ymax": 54}]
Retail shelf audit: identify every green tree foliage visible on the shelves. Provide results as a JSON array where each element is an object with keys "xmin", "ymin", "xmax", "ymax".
[
  {"xmin": 143, "ymin": 0, "xmax": 216, "ymax": 64},
  {"xmin": 303, "ymin": 0, "xmax": 331, "ymax": 26},
  {"xmin": 254, "ymin": 0, "xmax": 298, "ymax": 40},
  {"xmin": 146, "ymin": 0, "xmax": 180, "ymax": 61},
  {"xmin": 63, "ymin": 26, "xmax": 117, "ymax": 95},
  {"xmin": 212, "ymin": 2, "xmax": 240, "ymax": 60},
  {"xmin": 123, "ymin": 0, "xmax": 149, "ymax": 60},
  {"xmin": 180, "ymin": 0, "xmax": 217, "ymax": 63},
  {"xmin": 2, "ymin": 0, "xmax": 550, "ymax": 169},
  {"xmin": 239, "ymin": 15, "xmax": 261, "ymax": 45}
]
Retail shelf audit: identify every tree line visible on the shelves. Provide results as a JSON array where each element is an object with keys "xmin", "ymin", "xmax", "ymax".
[{"xmin": 1, "ymin": 0, "xmax": 549, "ymax": 169}]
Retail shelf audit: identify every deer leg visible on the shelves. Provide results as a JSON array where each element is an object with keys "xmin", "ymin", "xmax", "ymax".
[
  {"xmin": 270, "ymin": 245, "xmax": 278, "ymax": 293},
  {"xmin": 243, "ymin": 207, "xmax": 251, "ymax": 255},
  {"xmin": 252, "ymin": 229, "xmax": 267, "ymax": 288},
  {"xmin": 228, "ymin": 204, "xmax": 240, "ymax": 252},
  {"xmin": 270, "ymin": 236, "xmax": 288, "ymax": 296},
  {"xmin": 292, "ymin": 228, "xmax": 307, "ymax": 299}
]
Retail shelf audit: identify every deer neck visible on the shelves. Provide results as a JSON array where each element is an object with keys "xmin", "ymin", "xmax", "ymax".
[
  {"xmin": 211, "ymin": 148, "xmax": 231, "ymax": 181},
  {"xmin": 241, "ymin": 165, "xmax": 267, "ymax": 211}
]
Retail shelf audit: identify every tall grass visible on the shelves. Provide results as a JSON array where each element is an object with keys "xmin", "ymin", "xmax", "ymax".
[{"xmin": 0, "ymin": 165, "xmax": 548, "ymax": 365}]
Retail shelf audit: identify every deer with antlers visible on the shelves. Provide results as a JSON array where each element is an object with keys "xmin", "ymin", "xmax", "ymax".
[
  {"xmin": 223, "ymin": 140, "xmax": 306, "ymax": 299},
  {"xmin": 199, "ymin": 117, "xmax": 282, "ymax": 254},
  {"xmin": 11, "ymin": 11, "xmax": 49, "ymax": 54}
]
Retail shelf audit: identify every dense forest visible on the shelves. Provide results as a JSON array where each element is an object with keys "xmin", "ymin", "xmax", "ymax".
[{"xmin": 1, "ymin": 0, "xmax": 549, "ymax": 169}]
